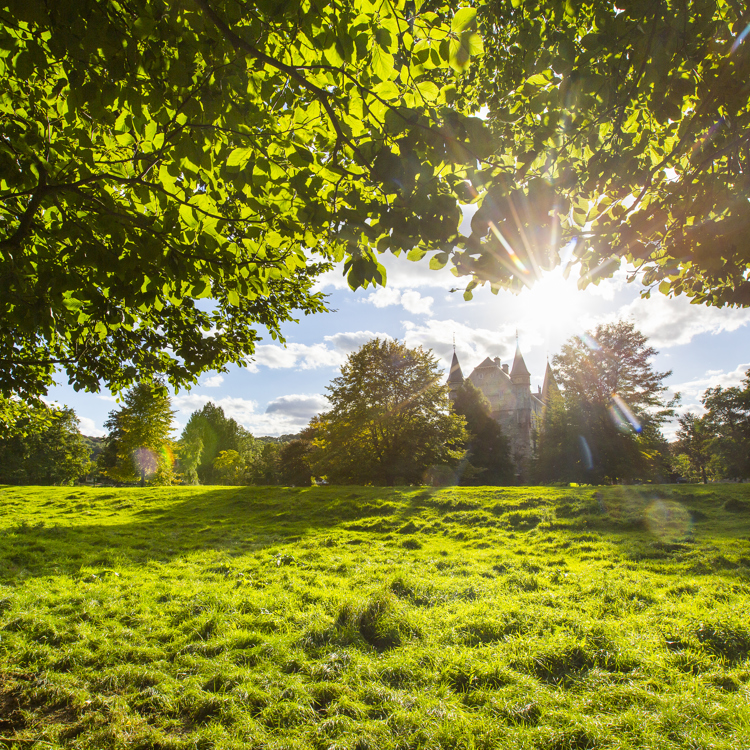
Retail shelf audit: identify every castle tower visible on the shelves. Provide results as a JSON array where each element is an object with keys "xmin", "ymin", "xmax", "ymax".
[
  {"xmin": 510, "ymin": 342, "xmax": 533, "ymax": 465},
  {"xmin": 446, "ymin": 349, "xmax": 464, "ymax": 403}
]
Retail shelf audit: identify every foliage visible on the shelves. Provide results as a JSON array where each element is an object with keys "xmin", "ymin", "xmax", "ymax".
[
  {"xmin": 212, "ymin": 449, "xmax": 245, "ymax": 485},
  {"xmin": 313, "ymin": 339, "xmax": 467, "ymax": 485},
  {"xmin": 99, "ymin": 381, "xmax": 176, "ymax": 485},
  {"xmin": 278, "ymin": 428, "xmax": 316, "ymax": 487},
  {"xmin": 452, "ymin": 379, "xmax": 513, "ymax": 484},
  {"xmin": 247, "ymin": 442, "xmax": 283, "ymax": 485},
  {"xmin": 673, "ymin": 411, "xmax": 716, "ymax": 484},
  {"xmin": 455, "ymin": 0, "xmax": 750, "ymax": 306},
  {"xmin": 544, "ymin": 321, "xmax": 674, "ymax": 483},
  {"xmin": 1, "ymin": 483, "xmax": 750, "ymax": 748},
  {"xmin": 700, "ymin": 370, "xmax": 750, "ymax": 480},
  {"xmin": 0, "ymin": 402, "xmax": 91, "ymax": 485},
  {"xmin": 0, "ymin": 0, "xmax": 486, "ymax": 399},
  {"xmin": 532, "ymin": 389, "xmax": 587, "ymax": 484},
  {"xmin": 178, "ymin": 403, "xmax": 256, "ymax": 485}
]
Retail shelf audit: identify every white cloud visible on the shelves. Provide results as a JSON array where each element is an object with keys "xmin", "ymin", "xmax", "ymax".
[
  {"xmin": 313, "ymin": 249, "xmax": 457, "ymax": 294},
  {"xmin": 201, "ymin": 374, "xmax": 225, "ymax": 388},
  {"xmin": 584, "ymin": 267, "xmax": 630, "ymax": 301},
  {"xmin": 662, "ymin": 363, "xmax": 749, "ymax": 440},
  {"xmin": 364, "ymin": 287, "xmax": 434, "ymax": 315},
  {"xmin": 402, "ymin": 318, "xmax": 533, "ymax": 373},
  {"xmin": 78, "ymin": 416, "xmax": 106, "ymax": 437},
  {"xmin": 366, "ymin": 287, "xmax": 402, "ymax": 308},
  {"xmin": 247, "ymin": 330, "xmax": 391, "ymax": 372},
  {"xmin": 604, "ymin": 293, "xmax": 750, "ymax": 348},
  {"xmin": 265, "ymin": 393, "xmax": 329, "ymax": 419},
  {"xmin": 669, "ymin": 363, "xmax": 750, "ymax": 411},
  {"xmin": 171, "ymin": 393, "xmax": 318, "ymax": 437}
]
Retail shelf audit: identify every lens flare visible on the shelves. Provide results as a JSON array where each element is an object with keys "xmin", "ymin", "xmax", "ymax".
[
  {"xmin": 580, "ymin": 332, "xmax": 601, "ymax": 351},
  {"xmin": 133, "ymin": 447, "xmax": 158, "ymax": 476},
  {"xmin": 731, "ymin": 22, "xmax": 750, "ymax": 54},
  {"xmin": 609, "ymin": 393, "xmax": 642, "ymax": 433},
  {"xmin": 488, "ymin": 220, "xmax": 529, "ymax": 275},
  {"xmin": 645, "ymin": 500, "xmax": 692, "ymax": 541},
  {"xmin": 690, "ymin": 119, "xmax": 724, "ymax": 159},
  {"xmin": 578, "ymin": 435, "xmax": 593, "ymax": 470}
]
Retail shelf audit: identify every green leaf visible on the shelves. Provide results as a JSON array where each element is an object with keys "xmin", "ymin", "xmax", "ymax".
[
  {"xmin": 429, "ymin": 252, "xmax": 449, "ymax": 270},
  {"xmin": 372, "ymin": 45, "xmax": 395, "ymax": 81},
  {"xmin": 451, "ymin": 7, "xmax": 477, "ymax": 33},
  {"xmin": 179, "ymin": 204, "xmax": 199, "ymax": 228},
  {"xmin": 226, "ymin": 147, "xmax": 253, "ymax": 169}
]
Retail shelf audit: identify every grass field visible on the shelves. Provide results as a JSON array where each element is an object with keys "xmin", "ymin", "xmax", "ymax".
[{"xmin": 1, "ymin": 483, "xmax": 749, "ymax": 749}]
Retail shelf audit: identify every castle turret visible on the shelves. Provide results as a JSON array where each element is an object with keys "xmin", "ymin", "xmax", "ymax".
[
  {"xmin": 510, "ymin": 342, "xmax": 532, "ymax": 470},
  {"xmin": 446, "ymin": 350, "xmax": 464, "ymax": 402},
  {"xmin": 510, "ymin": 344, "xmax": 531, "ymax": 385}
]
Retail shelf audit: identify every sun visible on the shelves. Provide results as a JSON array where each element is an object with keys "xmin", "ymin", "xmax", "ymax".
[{"xmin": 514, "ymin": 267, "xmax": 590, "ymax": 339}]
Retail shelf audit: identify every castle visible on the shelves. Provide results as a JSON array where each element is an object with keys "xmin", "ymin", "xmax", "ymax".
[{"xmin": 446, "ymin": 343, "xmax": 559, "ymax": 470}]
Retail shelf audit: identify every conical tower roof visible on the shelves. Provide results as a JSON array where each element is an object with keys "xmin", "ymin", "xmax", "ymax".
[
  {"xmin": 447, "ymin": 351, "xmax": 464, "ymax": 384},
  {"xmin": 541, "ymin": 361, "xmax": 560, "ymax": 403},
  {"xmin": 510, "ymin": 344, "xmax": 530, "ymax": 380}
]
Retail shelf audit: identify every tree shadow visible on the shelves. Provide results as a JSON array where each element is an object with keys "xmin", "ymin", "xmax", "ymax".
[
  {"xmin": 0, "ymin": 485, "xmax": 441, "ymax": 579},
  {"xmin": 0, "ymin": 484, "xmax": 748, "ymax": 581}
]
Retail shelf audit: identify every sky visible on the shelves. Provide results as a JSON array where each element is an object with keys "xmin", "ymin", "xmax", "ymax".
[{"xmin": 47, "ymin": 239, "xmax": 750, "ymax": 442}]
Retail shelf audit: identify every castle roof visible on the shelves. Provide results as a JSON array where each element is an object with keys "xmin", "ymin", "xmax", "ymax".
[
  {"xmin": 510, "ymin": 344, "xmax": 530, "ymax": 379},
  {"xmin": 475, "ymin": 356, "xmax": 499, "ymax": 369},
  {"xmin": 447, "ymin": 351, "xmax": 464, "ymax": 384}
]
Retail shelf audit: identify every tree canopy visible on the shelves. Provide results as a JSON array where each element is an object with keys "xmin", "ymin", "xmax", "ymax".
[
  {"xmin": 313, "ymin": 338, "xmax": 466, "ymax": 485},
  {"xmin": 99, "ymin": 381, "xmax": 176, "ymax": 484},
  {"xmin": 2, "ymin": 0, "xmax": 748, "ymax": 400},
  {"xmin": 543, "ymin": 321, "xmax": 674, "ymax": 483},
  {"xmin": 452, "ymin": 379, "xmax": 513, "ymax": 484},
  {"xmin": 459, "ymin": 0, "xmax": 750, "ymax": 306},
  {"xmin": 0, "ymin": 402, "xmax": 91, "ymax": 485},
  {"xmin": 699, "ymin": 370, "xmax": 750, "ymax": 480},
  {"xmin": 0, "ymin": 0, "xmax": 484, "ymax": 399},
  {"xmin": 178, "ymin": 402, "xmax": 255, "ymax": 484}
]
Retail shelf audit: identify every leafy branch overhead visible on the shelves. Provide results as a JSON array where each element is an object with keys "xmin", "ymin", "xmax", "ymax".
[
  {"xmin": 1, "ymin": 0, "xmax": 748, "ymax": 401},
  {"xmin": 463, "ymin": 0, "xmax": 750, "ymax": 305},
  {"xmin": 0, "ymin": 0, "xmax": 484, "ymax": 398}
]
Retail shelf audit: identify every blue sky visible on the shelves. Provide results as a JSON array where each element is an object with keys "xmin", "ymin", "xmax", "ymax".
[{"xmin": 48, "ymin": 248, "xmax": 750, "ymax": 442}]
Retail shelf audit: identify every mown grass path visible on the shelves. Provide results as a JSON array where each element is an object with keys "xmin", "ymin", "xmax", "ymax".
[{"xmin": 1, "ymin": 484, "xmax": 749, "ymax": 749}]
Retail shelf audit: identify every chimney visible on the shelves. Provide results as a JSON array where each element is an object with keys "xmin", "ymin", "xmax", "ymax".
[{"xmin": 502, "ymin": 364, "xmax": 509, "ymax": 373}]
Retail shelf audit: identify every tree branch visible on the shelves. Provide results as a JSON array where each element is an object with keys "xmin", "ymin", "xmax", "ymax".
[{"xmin": 0, "ymin": 165, "xmax": 48, "ymax": 251}]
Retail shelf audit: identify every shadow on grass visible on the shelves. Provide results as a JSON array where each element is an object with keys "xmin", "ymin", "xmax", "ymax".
[
  {"xmin": 0, "ymin": 484, "xmax": 749, "ymax": 580},
  {"xmin": 0, "ymin": 485, "xmax": 447, "ymax": 579}
]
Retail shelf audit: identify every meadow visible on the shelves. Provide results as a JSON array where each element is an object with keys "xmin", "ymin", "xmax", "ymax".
[{"xmin": 0, "ymin": 483, "xmax": 749, "ymax": 750}]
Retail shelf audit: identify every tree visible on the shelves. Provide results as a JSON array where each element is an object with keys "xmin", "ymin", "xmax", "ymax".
[
  {"xmin": 178, "ymin": 403, "xmax": 256, "ymax": 485},
  {"xmin": 549, "ymin": 321, "xmax": 675, "ymax": 483},
  {"xmin": 100, "ymin": 381, "xmax": 176, "ymax": 485},
  {"xmin": 452, "ymin": 379, "xmax": 513, "ymax": 484},
  {"xmin": 247, "ymin": 442, "xmax": 282, "ymax": 485},
  {"xmin": 278, "ymin": 427, "xmax": 317, "ymax": 487},
  {"xmin": 673, "ymin": 412, "xmax": 714, "ymax": 484},
  {"xmin": 0, "ymin": 402, "xmax": 91, "ymax": 485},
  {"xmin": 0, "ymin": 0, "xmax": 486, "ymax": 400},
  {"xmin": 213, "ymin": 449, "xmax": 245, "ymax": 485},
  {"xmin": 313, "ymin": 339, "xmax": 466, "ymax": 485},
  {"xmin": 532, "ymin": 388, "xmax": 588, "ymax": 485},
  {"xmin": 700, "ymin": 370, "xmax": 750, "ymax": 480},
  {"xmin": 452, "ymin": 0, "xmax": 750, "ymax": 307}
]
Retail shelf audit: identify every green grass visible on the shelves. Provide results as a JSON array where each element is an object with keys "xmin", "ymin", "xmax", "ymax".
[{"xmin": 1, "ymin": 484, "xmax": 749, "ymax": 749}]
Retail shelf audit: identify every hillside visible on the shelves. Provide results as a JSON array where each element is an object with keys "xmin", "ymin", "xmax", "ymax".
[{"xmin": 1, "ymin": 484, "xmax": 749, "ymax": 749}]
